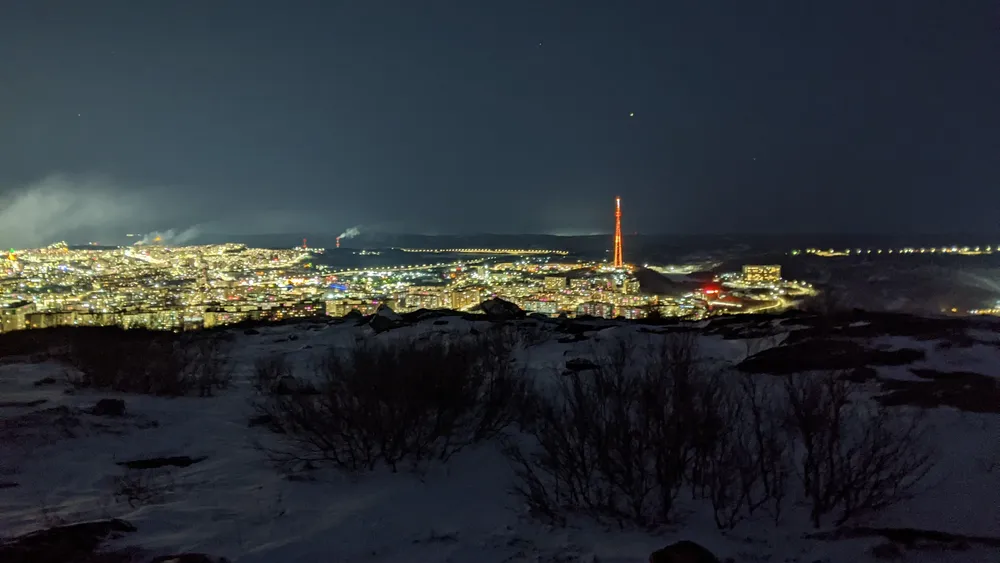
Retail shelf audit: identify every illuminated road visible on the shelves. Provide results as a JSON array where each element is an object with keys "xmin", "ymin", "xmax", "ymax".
[{"xmin": 328, "ymin": 258, "xmax": 488, "ymax": 276}]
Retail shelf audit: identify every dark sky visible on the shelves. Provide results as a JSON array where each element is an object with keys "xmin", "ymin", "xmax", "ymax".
[{"xmin": 1, "ymin": 1, "xmax": 998, "ymax": 246}]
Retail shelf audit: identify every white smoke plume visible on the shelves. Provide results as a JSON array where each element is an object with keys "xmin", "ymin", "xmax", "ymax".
[
  {"xmin": 135, "ymin": 227, "xmax": 201, "ymax": 246},
  {"xmin": 0, "ymin": 174, "xmax": 151, "ymax": 248},
  {"xmin": 338, "ymin": 226, "xmax": 361, "ymax": 239}
]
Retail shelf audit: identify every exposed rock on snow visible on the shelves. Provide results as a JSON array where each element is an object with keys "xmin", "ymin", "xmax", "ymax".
[
  {"xmin": 564, "ymin": 358, "xmax": 599, "ymax": 372},
  {"xmin": 273, "ymin": 375, "xmax": 318, "ymax": 395},
  {"xmin": 91, "ymin": 398, "xmax": 126, "ymax": 417},
  {"xmin": 116, "ymin": 455, "xmax": 208, "ymax": 470},
  {"xmin": 0, "ymin": 398, "xmax": 47, "ymax": 408},
  {"xmin": 649, "ymin": 540, "xmax": 720, "ymax": 563},
  {"xmin": 369, "ymin": 304, "xmax": 404, "ymax": 333},
  {"xmin": 0, "ymin": 518, "xmax": 136, "ymax": 563},
  {"xmin": 877, "ymin": 368, "xmax": 1000, "ymax": 413},
  {"xmin": 737, "ymin": 339, "xmax": 924, "ymax": 375},
  {"xmin": 477, "ymin": 297, "xmax": 525, "ymax": 320}
]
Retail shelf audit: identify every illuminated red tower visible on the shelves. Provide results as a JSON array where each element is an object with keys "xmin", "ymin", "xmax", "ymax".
[
  {"xmin": 302, "ymin": 238, "xmax": 308, "ymax": 249},
  {"xmin": 612, "ymin": 197, "xmax": 624, "ymax": 267}
]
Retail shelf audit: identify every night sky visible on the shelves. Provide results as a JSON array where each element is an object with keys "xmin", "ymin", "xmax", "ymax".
[{"xmin": 1, "ymin": 1, "xmax": 997, "ymax": 247}]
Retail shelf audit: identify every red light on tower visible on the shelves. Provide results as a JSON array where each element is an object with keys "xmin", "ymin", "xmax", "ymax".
[
  {"xmin": 336, "ymin": 237, "xmax": 341, "ymax": 249},
  {"xmin": 613, "ymin": 197, "xmax": 624, "ymax": 268},
  {"xmin": 302, "ymin": 238, "xmax": 308, "ymax": 249}
]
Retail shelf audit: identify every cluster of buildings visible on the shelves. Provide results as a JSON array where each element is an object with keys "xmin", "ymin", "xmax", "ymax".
[
  {"xmin": 0, "ymin": 242, "xmax": 321, "ymax": 332},
  {"xmin": 0, "ymin": 238, "xmax": 812, "ymax": 334}
]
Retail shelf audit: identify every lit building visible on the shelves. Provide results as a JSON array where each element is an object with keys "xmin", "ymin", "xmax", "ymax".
[
  {"xmin": 577, "ymin": 301, "xmax": 614, "ymax": 319},
  {"xmin": 449, "ymin": 287, "xmax": 482, "ymax": 311},
  {"xmin": 523, "ymin": 299, "xmax": 559, "ymax": 315},
  {"xmin": 1, "ymin": 301, "xmax": 35, "ymax": 332},
  {"xmin": 614, "ymin": 306, "xmax": 649, "ymax": 320},
  {"xmin": 544, "ymin": 276, "xmax": 566, "ymax": 291},
  {"xmin": 742, "ymin": 265, "xmax": 781, "ymax": 285},
  {"xmin": 325, "ymin": 299, "xmax": 370, "ymax": 318}
]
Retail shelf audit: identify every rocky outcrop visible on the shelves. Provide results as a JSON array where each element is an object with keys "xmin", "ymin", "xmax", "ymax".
[
  {"xmin": 369, "ymin": 304, "xmax": 404, "ymax": 333},
  {"xmin": 91, "ymin": 398, "xmax": 126, "ymax": 417},
  {"xmin": 649, "ymin": 541, "xmax": 720, "ymax": 563},
  {"xmin": 477, "ymin": 298, "xmax": 525, "ymax": 321},
  {"xmin": 273, "ymin": 375, "xmax": 318, "ymax": 395},
  {"xmin": 0, "ymin": 518, "xmax": 136, "ymax": 563},
  {"xmin": 564, "ymin": 358, "xmax": 599, "ymax": 372},
  {"xmin": 116, "ymin": 455, "xmax": 207, "ymax": 470}
]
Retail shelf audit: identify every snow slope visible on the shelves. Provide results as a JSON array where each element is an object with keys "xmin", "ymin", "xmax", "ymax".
[{"xmin": 1, "ymin": 314, "xmax": 998, "ymax": 562}]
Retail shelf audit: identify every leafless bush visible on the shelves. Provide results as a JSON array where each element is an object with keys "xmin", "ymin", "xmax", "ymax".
[
  {"xmin": 183, "ymin": 335, "xmax": 234, "ymax": 396},
  {"xmin": 692, "ymin": 374, "xmax": 791, "ymax": 530},
  {"xmin": 253, "ymin": 354, "xmax": 292, "ymax": 395},
  {"xmin": 66, "ymin": 329, "xmax": 192, "ymax": 395},
  {"xmin": 112, "ymin": 468, "xmax": 175, "ymax": 508},
  {"xmin": 62, "ymin": 328, "xmax": 233, "ymax": 397},
  {"xmin": 784, "ymin": 371, "xmax": 935, "ymax": 528},
  {"xmin": 257, "ymin": 333, "xmax": 526, "ymax": 473},
  {"xmin": 504, "ymin": 333, "xmax": 715, "ymax": 527}
]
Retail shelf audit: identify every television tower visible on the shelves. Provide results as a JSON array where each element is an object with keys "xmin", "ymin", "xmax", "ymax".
[{"xmin": 613, "ymin": 196, "xmax": 624, "ymax": 268}]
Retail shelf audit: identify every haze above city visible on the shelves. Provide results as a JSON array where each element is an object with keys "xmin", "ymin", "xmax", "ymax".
[{"xmin": 2, "ymin": 1, "xmax": 998, "ymax": 248}]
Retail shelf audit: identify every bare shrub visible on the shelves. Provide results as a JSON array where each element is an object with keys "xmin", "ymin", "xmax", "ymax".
[
  {"xmin": 65, "ymin": 328, "xmax": 192, "ymax": 395},
  {"xmin": 692, "ymin": 374, "xmax": 791, "ymax": 529},
  {"xmin": 62, "ymin": 328, "xmax": 233, "ymax": 397},
  {"xmin": 183, "ymin": 335, "xmax": 233, "ymax": 396},
  {"xmin": 257, "ymin": 332, "xmax": 525, "ymax": 473},
  {"xmin": 504, "ymin": 333, "xmax": 714, "ymax": 527},
  {"xmin": 784, "ymin": 372, "xmax": 935, "ymax": 528},
  {"xmin": 252, "ymin": 354, "xmax": 292, "ymax": 395},
  {"xmin": 113, "ymin": 468, "xmax": 175, "ymax": 508}
]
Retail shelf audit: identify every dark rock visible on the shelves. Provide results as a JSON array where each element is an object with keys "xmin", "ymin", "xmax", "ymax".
[
  {"xmin": 649, "ymin": 541, "xmax": 720, "ymax": 563},
  {"xmin": 0, "ymin": 481, "xmax": 19, "ymax": 489},
  {"xmin": 0, "ymin": 399, "xmax": 48, "ymax": 408},
  {"xmin": 91, "ymin": 399, "xmax": 126, "ymax": 417},
  {"xmin": 0, "ymin": 518, "xmax": 136, "ymax": 563},
  {"xmin": 368, "ymin": 314, "xmax": 396, "ymax": 334},
  {"xmin": 116, "ymin": 455, "xmax": 207, "ymax": 470},
  {"xmin": 557, "ymin": 334, "xmax": 588, "ymax": 344},
  {"xmin": 248, "ymin": 414, "xmax": 273, "ymax": 427},
  {"xmin": 33, "ymin": 377, "xmax": 58, "ymax": 387},
  {"xmin": 565, "ymin": 358, "xmax": 599, "ymax": 372},
  {"xmin": 738, "ymin": 339, "xmax": 925, "ymax": 375},
  {"xmin": 870, "ymin": 542, "xmax": 903, "ymax": 560},
  {"xmin": 877, "ymin": 368, "xmax": 1000, "ymax": 413},
  {"xmin": 287, "ymin": 334, "xmax": 299, "ymax": 341},
  {"xmin": 375, "ymin": 304, "xmax": 401, "ymax": 321},
  {"xmin": 273, "ymin": 375, "xmax": 318, "ymax": 395},
  {"xmin": 150, "ymin": 554, "xmax": 231, "ymax": 563},
  {"xmin": 842, "ymin": 366, "xmax": 878, "ymax": 383},
  {"xmin": 477, "ymin": 298, "xmax": 525, "ymax": 321},
  {"xmin": 401, "ymin": 308, "xmax": 459, "ymax": 322},
  {"xmin": 806, "ymin": 526, "xmax": 1000, "ymax": 548},
  {"xmin": 243, "ymin": 328, "xmax": 260, "ymax": 335},
  {"xmin": 433, "ymin": 320, "xmax": 450, "ymax": 325},
  {"xmin": 368, "ymin": 304, "xmax": 403, "ymax": 333},
  {"xmin": 343, "ymin": 309, "xmax": 364, "ymax": 320}
]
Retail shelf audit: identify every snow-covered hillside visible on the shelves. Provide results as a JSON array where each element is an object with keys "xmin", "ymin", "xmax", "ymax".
[{"xmin": 1, "ymin": 309, "xmax": 999, "ymax": 562}]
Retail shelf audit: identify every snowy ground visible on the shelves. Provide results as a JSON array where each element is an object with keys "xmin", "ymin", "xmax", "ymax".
[{"xmin": 1, "ymin": 314, "xmax": 999, "ymax": 562}]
